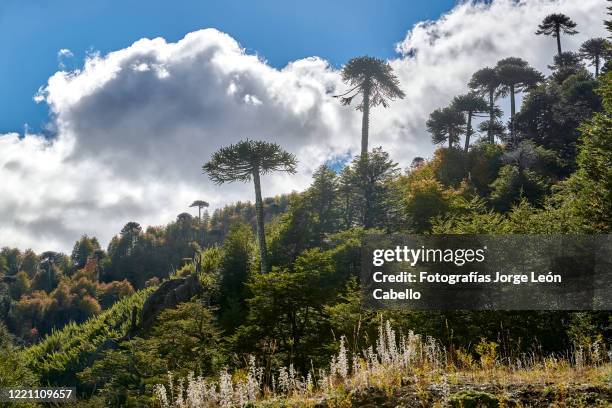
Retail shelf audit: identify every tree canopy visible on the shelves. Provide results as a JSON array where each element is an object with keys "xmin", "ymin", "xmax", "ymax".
[
  {"xmin": 337, "ymin": 56, "xmax": 405, "ymax": 157},
  {"xmin": 203, "ymin": 139, "xmax": 297, "ymax": 184},
  {"xmin": 536, "ymin": 13, "xmax": 578, "ymax": 55}
]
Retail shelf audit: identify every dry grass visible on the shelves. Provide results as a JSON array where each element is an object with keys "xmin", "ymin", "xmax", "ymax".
[{"xmin": 153, "ymin": 319, "xmax": 612, "ymax": 407}]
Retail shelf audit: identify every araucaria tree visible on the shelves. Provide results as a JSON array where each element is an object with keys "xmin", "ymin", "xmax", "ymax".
[
  {"xmin": 451, "ymin": 93, "xmax": 490, "ymax": 152},
  {"xmin": 189, "ymin": 200, "xmax": 209, "ymax": 223},
  {"xmin": 203, "ymin": 140, "xmax": 297, "ymax": 273},
  {"xmin": 536, "ymin": 13, "xmax": 578, "ymax": 56},
  {"xmin": 469, "ymin": 67, "xmax": 501, "ymax": 143},
  {"xmin": 579, "ymin": 38, "xmax": 609, "ymax": 77},
  {"xmin": 426, "ymin": 106, "xmax": 465, "ymax": 149},
  {"xmin": 337, "ymin": 56, "xmax": 405, "ymax": 158},
  {"xmin": 496, "ymin": 57, "xmax": 543, "ymax": 141}
]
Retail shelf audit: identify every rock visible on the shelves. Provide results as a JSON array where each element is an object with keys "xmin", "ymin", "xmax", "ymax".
[{"xmin": 140, "ymin": 274, "xmax": 202, "ymax": 330}]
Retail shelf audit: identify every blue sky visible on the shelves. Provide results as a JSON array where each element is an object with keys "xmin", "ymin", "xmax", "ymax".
[
  {"xmin": 2, "ymin": 0, "xmax": 605, "ymax": 251},
  {"xmin": 0, "ymin": 0, "xmax": 456, "ymax": 134}
]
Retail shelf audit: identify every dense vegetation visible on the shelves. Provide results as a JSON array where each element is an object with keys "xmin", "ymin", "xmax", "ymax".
[{"xmin": 0, "ymin": 7, "xmax": 610, "ymax": 408}]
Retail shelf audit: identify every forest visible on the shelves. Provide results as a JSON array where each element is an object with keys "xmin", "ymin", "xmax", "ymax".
[{"xmin": 0, "ymin": 6, "xmax": 611, "ymax": 408}]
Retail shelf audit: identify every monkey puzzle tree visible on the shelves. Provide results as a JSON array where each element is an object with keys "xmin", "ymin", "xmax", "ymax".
[
  {"xmin": 38, "ymin": 251, "xmax": 62, "ymax": 292},
  {"xmin": 548, "ymin": 51, "xmax": 586, "ymax": 83},
  {"xmin": 451, "ymin": 93, "xmax": 490, "ymax": 152},
  {"xmin": 203, "ymin": 140, "xmax": 297, "ymax": 273},
  {"xmin": 469, "ymin": 67, "xmax": 502, "ymax": 143},
  {"xmin": 536, "ymin": 13, "xmax": 578, "ymax": 56},
  {"xmin": 189, "ymin": 200, "xmax": 209, "ymax": 223},
  {"xmin": 426, "ymin": 106, "xmax": 465, "ymax": 149},
  {"xmin": 496, "ymin": 57, "xmax": 544, "ymax": 141},
  {"xmin": 336, "ymin": 56, "xmax": 405, "ymax": 159},
  {"xmin": 478, "ymin": 120, "xmax": 507, "ymax": 143},
  {"xmin": 579, "ymin": 38, "xmax": 609, "ymax": 77}
]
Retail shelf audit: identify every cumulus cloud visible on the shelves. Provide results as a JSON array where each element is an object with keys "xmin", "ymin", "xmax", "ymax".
[{"xmin": 0, "ymin": 0, "xmax": 607, "ymax": 252}]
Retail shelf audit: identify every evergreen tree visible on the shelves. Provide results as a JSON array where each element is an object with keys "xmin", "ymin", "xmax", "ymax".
[
  {"xmin": 560, "ymin": 68, "xmax": 612, "ymax": 231},
  {"xmin": 218, "ymin": 222, "xmax": 253, "ymax": 332},
  {"xmin": 71, "ymin": 235, "xmax": 101, "ymax": 271},
  {"xmin": 495, "ymin": 57, "xmax": 544, "ymax": 141},
  {"xmin": 514, "ymin": 70, "xmax": 601, "ymax": 170},
  {"xmin": 536, "ymin": 13, "xmax": 578, "ymax": 56},
  {"xmin": 426, "ymin": 106, "xmax": 465, "ymax": 148},
  {"xmin": 306, "ymin": 164, "xmax": 341, "ymax": 242},
  {"xmin": 451, "ymin": 93, "xmax": 490, "ymax": 151},
  {"xmin": 189, "ymin": 200, "xmax": 209, "ymax": 223},
  {"xmin": 336, "ymin": 56, "xmax": 405, "ymax": 158},
  {"xmin": 469, "ymin": 67, "xmax": 502, "ymax": 143},
  {"xmin": 548, "ymin": 51, "xmax": 587, "ymax": 83},
  {"xmin": 579, "ymin": 38, "xmax": 609, "ymax": 77},
  {"xmin": 203, "ymin": 140, "xmax": 297, "ymax": 273}
]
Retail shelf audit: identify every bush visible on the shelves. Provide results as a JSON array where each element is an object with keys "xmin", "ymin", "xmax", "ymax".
[{"xmin": 449, "ymin": 390, "xmax": 500, "ymax": 408}]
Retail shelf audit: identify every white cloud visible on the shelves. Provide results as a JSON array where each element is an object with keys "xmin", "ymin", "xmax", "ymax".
[
  {"xmin": 57, "ymin": 48, "xmax": 74, "ymax": 58},
  {"xmin": 56, "ymin": 48, "xmax": 74, "ymax": 70},
  {"xmin": 0, "ymin": 0, "xmax": 607, "ymax": 252}
]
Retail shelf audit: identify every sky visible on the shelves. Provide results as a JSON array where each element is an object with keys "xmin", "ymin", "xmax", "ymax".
[
  {"xmin": 0, "ymin": 0, "xmax": 608, "ymax": 253},
  {"xmin": 0, "ymin": 0, "xmax": 455, "ymax": 134}
]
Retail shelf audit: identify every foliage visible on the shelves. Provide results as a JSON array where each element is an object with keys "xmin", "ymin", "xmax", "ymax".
[
  {"xmin": 235, "ymin": 248, "xmax": 339, "ymax": 370},
  {"xmin": 579, "ymin": 38, "xmax": 609, "ymax": 77},
  {"xmin": 78, "ymin": 301, "xmax": 223, "ymax": 406},
  {"xmin": 341, "ymin": 148, "xmax": 400, "ymax": 229},
  {"xmin": 154, "ymin": 318, "xmax": 611, "ymax": 408},
  {"xmin": 451, "ymin": 92, "xmax": 490, "ymax": 151},
  {"xmin": 514, "ymin": 70, "xmax": 601, "ymax": 170},
  {"xmin": 24, "ymin": 286, "xmax": 155, "ymax": 387},
  {"xmin": 401, "ymin": 175, "xmax": 451, "ymax": 232},
  {"xmin": 203, "ymin": 139, "xmax": 297, "ymax": 274},
  {"xmin": 337, "ymin": 56, "xmax": 405, "ymax": 157},
  {"xmin": 0, "ymin": 322, "xmax": 37, "ymax": 390},
  {"xmin": 203, "ymin": 140, "xmax": 297, "ymax": 185},
  {"xmin": 426, "ymin": 106, "xmax": 465, "ymax": 148},
  {"xmin": 217, "ymin": 222, "xmax": 253, "ymax": 332},
  {"xmin": 553, "ymin": 70, "xmax": 612, "ymax": 232},
  {"xmin": 5, "ymin": 8, "xmax": 612, "ymax": 407},
  {"xmin": 469, "ymin": 67, "xmax": 502, "ymax": 143},
  {"xmin": 338, "ymin": 56, "xmax": 405, "ymax": 110},
  {"xmin": 536, "ymin": 13, "xmax": 578, "ymax": 54}
]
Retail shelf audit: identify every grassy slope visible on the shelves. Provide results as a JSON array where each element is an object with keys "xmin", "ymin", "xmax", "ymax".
[{"xmin": 23, "ymin": 286, "xmax": 155, "ymax": 387}]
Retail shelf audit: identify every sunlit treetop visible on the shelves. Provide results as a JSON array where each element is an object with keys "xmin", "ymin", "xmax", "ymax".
[
  {"xmin": 203, "ymin": 139, "xmax": 297, "ymax": 184},
  {"xmin": 337, "ymin": 56, "xmax": 405, "ymax": 110},
  {"xmin": 535, "ymin": 13, "xmax": 578, "ymax": 37}
]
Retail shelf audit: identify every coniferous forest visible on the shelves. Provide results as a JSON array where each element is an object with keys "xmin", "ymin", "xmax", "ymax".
[{"xmin": 1, "ymin": 3, "xmax": 611, "ymax": 408}]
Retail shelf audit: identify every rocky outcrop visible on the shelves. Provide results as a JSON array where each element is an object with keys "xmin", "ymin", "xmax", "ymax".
[{"xmin": 139, "ymin": 274, "xmax": 202, "ymax": 331}]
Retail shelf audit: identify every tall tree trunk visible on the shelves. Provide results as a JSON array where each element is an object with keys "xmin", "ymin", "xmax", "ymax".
[
  {"xmin": 252, "ymin": 168, "xmax": 267, "ymax": 273},
  {"xmin": 556, "ymin": 26, "xmax": 562, "ymax": 56},
  {"xmin": 488, "ymin": 88, "xmax": 495, "ymax": 143},
  {"xmin": 510, "ymin": 84, "xmax": 516, "ymax": 143},
  {"xmin": 464, "ymin": 111, "xmax": 473, "ymax": 152},
  {"xmin": 448, "ymin": 132, "xmax": 453, "ymax": 149},
  {"xmin": 595, "ymin": 55, "xmax": 600, "ymax": 77},
  {"xmin": 361, "ymin": 86, "xmax": 371, "ymax": 159}
]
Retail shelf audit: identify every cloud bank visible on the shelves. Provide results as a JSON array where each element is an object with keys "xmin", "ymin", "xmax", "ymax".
[{"xmin": 0, "ymin": 0, "xmax": 607, "ymax": 252}]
